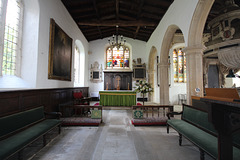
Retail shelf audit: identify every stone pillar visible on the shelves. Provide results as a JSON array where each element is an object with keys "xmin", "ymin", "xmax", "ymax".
[
  {"xmin": 184, "ymin": 45, "xmax": 205, "ymax": 104},
  {"xmin": 148, "ymin": 71, "xmax": 154, "ymax": 102},
  {"xmin": 159, "ymin": 64, "xmax": 169, "ymax": 105}
]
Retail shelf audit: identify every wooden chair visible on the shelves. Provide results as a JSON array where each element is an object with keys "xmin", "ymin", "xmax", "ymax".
[
  {"xmin": 73, "ymin": 91, "xmax": 91, "ymax": 115},
  {"xmin": 73, "ymin": 91, "xmax": 91, "ymax": 105}
]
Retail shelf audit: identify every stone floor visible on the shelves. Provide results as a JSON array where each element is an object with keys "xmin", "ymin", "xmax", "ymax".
[{"xmin": 9, "ymin": 103, "xmax": 213, "ymax": 160}]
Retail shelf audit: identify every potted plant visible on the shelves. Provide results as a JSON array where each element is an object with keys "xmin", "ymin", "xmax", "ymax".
[{"xmin": 134, "ymin": 80, "xmax": 153, "ymax": 105}]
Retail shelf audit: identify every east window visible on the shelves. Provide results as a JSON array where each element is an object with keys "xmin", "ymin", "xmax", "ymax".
[{"xmin": 106, "ymin": 45, "xmax": 130, "ymax": 69}]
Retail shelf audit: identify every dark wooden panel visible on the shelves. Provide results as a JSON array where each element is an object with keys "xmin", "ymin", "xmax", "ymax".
[
  {"xmin": 0, "ymin": 87, "xmax": 89, "ymax": 117},
  {"xmin": 0, "ymin": 96, "xmax": 20, "ymax": 116},
  {"xmin": 22, "ymin": 94, "xmax": 41, "ymax": 110},
  {"xmin": 104, "ymin": 72, "xmax": 132, "ymax": 90}
]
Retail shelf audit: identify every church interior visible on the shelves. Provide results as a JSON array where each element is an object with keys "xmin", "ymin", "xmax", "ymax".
[{"xmin": 0, "ymin": 0, "xmax": 240, "ymax": 160}]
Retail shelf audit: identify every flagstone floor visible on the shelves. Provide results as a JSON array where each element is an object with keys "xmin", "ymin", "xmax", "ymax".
[{"xmin": 8, "ymin": 102, "xmax": 213, "ymax": 160}]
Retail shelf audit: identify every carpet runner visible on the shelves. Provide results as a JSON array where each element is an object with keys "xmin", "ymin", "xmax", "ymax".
[
  {"xmin": 131, "ymin": 117, "xmax": 168, "ymax": 126},
  {"xmin": 61, "ymin": 117, "xmax": 102, "ymax": 126}
]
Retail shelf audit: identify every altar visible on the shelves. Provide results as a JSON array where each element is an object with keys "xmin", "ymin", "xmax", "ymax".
[{"xmin": 99, "ymin": 91, "xmax": 136, "ymax": 106}]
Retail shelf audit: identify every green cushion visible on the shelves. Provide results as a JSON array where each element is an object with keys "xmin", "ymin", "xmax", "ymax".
[
  {"xmin": 233, "ymin": 147, "xmax": 240, "ymax": 160},
  {"xmin": 168, "ymin": 119, "xmax": 217, "ymax": 157},
  {"xmin": 167, "ymin": 119, "xmax": 240, "ymax": 160},
  {"xmin": 91, "ymin": 110, "xmax": 102, "ymax": 119},
  {"xmin": 0, "ymin": 106, "xmax": 45, "ymax": 138},
  {"xmin": 182, "ymin": 106, "xmax": 217, "ymax": 135},
  {"xmin": 0, "ymin": 119, "xmax": 60, "ymax": 160},
  {"xmin": 133, "ymin": 110, "xmax": 144, "ymax": 119}
]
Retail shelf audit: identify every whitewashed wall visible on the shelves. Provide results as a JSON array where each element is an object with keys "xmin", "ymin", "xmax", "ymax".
[
  {"xmin": 146, "ymin": 0, "xmax": 199, "ymax": 103},
  {"xmin": 0, "ymin": 0, "xmax": 89, "ymax": 90},
  {"xmin": 88, "ymin": 37, "xmax": 146, "ymax": 95},
  {"xmin": 0, "ymin": 0, "xmax": 40, "ymax": 89},
  {"xmin": 36, "ymin": 0, "xmax": 89, "ymax": 88}
]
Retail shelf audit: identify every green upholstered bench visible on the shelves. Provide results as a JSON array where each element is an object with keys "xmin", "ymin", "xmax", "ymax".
[
  {"xmin": 167, "ymin": 104, "xmax": 240, "ymax": 160},
  {"xmin": 0, "ymin": 106, "xmax": 62, "ymax": 160}
]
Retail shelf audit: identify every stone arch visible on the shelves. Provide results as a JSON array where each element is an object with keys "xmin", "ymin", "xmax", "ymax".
[
  {"xmin": 159, "ymin": 25, "xmax": 180, "ymax": 105},
  {"xmin": 185, "ymin": 0, "xmax": 214, "ymax": 103},
  {"xmin": 148, "ymin": 46, "xmax": 157, "ymax": 102}
]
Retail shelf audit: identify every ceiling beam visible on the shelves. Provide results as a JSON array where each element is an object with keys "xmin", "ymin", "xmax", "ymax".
[
  {"xmin": 116, "ymin": 0, "xmax": 119, "ymax": 20},
  {"xmin": 134, "ymin": 0, "xmax": 144, "ymax": 39},
  {"xmin": 93, "ymin": 0, "xmax": 103, "ymax": 39},
  {"xmin": 118, "ymin": 14, "xmax": 136, "ymax": 21},
  {"xmin": 78, "ymin": 20, "xmax": 157, "ymax": 26},
  {"xmin": 134, "ymin": 26, "xmax": 141, "ymax": 39}
]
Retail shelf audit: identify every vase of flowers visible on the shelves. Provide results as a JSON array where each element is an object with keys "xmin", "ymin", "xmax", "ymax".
[{"xmin": 134, "ymin": 80, "xmax": 153, "ymax": 105}]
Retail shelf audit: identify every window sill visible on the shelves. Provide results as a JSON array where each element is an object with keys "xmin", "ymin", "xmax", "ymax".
[{"xmin": 0, "ymin": 75, "xmax": 31, "ymax": 90}]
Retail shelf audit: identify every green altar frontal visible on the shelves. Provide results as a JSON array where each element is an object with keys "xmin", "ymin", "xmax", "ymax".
[{"xmin": 99, "ymin": 91, "xmax": 136, "ymax": 106}]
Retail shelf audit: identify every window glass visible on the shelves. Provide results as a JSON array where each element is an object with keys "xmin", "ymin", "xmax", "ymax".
[
  {"xmin": 2, "ymin": 0, "xmax": 21, "ymax": 75},
  {"xmin": 173, "ymin": 48, "xmax": 187, "ymax": 83},
  {"xmin": 106, "ymin": 45, "xmax": 130, "ymax": 69},
  {"xmin": 74, "ymin": 46, "xmax": 80, "ymax": 83}
]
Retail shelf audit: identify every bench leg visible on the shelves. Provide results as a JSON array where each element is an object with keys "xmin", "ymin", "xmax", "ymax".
[
  {"xmin": 179, "ymin": 133, "xmax": 182, "ymax": 146},
  {"xmin": 199, "ymin": 148, "xmax": 205, "ymax": 160},
  {"xmin": 167, "ymin": 124, "xmax": 169, "ymax": 134}
]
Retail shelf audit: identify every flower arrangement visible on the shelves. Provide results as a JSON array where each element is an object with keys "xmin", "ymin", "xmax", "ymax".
[
  {"xmin": 134, "ymin": 80, "xmax": 153, "ymax": 105},
  {"xmin": 135, "ymin": 80, "xmax": 153, "ymax": 93}
]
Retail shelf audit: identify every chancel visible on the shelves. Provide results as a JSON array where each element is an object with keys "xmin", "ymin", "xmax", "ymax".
[{"xmin": 0, "ymin": 0, "xmax": 240, "ymax": 160}]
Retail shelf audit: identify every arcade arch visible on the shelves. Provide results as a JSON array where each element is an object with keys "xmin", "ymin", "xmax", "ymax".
[{"xmin": 158, "ymin": 0, "xmax": 215, "ymax": 104}]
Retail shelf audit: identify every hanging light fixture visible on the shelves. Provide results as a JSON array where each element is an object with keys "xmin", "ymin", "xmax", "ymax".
[
  {"xmin": 226, "ymin": 69, "xmax": 236, "ymax": 78},
  {"xmin": 108, "ymin": 25, "xmax": 126, "ymax": 49}
]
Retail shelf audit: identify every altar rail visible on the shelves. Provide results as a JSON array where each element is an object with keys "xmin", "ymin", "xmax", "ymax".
[
  {"xmin": 132, "ymin": 105, "xmax": 174, "ymax": 118},
  {"xmin": 0, "ymin": 87, "xmax": 88, "ymax": 117}
]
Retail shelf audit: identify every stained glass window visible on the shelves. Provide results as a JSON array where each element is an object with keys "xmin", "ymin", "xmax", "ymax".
[
  {"xmin": 173, "ymin": 48, "xmax": 187, "ymax": 83},
  {"xmin": 106, "ymin": 45, "xmax": 130, "ymax": 69}
]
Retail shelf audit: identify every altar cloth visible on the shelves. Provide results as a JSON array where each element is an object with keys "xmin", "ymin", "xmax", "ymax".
[{"xmin": 99, "ymin": 91, "xmax": 136, "ymax": 106}]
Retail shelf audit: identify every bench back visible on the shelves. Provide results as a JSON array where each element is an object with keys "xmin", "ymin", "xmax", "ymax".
[
  {"xmin": 182, "ymin": 104, "xmax": 217, "ymax": 135},
  {"xmin": 0, "ymin": 106, "xmax": 45, "ymax": 138}
]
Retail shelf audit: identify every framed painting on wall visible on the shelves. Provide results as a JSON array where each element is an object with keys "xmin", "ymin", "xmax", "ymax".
[{"xmin": 48, "ymin": 18, "xmax": 72, "ymax": 81}]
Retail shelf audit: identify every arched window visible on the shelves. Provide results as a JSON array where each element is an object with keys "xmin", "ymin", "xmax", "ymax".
[
  {"xmin": 0, "ymin": 0, "xmax": 23, "ymax": 76},
  {"xmin": 106, "ymin": 45, "xmax": 130, "ymax": 69},
  {"xmin": 173, "ymin": 48, "xmax": 186, "ymax": 83},
  {"xmin": 74, "ymin": 46, "xmax": 80, "ymax": 84}
]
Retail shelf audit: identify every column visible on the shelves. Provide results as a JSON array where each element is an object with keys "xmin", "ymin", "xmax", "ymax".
[
  {"xmin": 184, "ymin": 45, "xmax": 205, "ymax": 104},
  {"xmin": 159, "ymin": 64, "xmax": 169, "ymax": 105},
  {"xmin": 148, "ymin": 71, "xmax": 154, "ymax": 102}
]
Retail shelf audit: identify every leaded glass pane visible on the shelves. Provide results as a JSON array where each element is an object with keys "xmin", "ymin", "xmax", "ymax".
[{"xmin": 2, "ymin": 0, "xmax": 21, "ymax": 75}]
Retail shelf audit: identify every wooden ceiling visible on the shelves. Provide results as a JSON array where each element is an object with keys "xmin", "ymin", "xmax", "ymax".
[
  {"xmin": 61, "ymin": 0, "xmax": 240, "ymax": 42},
  {"xmin": 61, "ymin": 0, "xmax": 174, "ymax": 42}
]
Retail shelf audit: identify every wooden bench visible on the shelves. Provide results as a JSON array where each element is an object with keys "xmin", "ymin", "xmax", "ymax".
[
  {"xmin": 167, "ymin": 104, "xmax": 240, "ymax": 160},
  {"xmin": 0, "ymin": 106, "xmax": 61, "ymax": 160},
  {"xmin": 59, "ymin": 103, "xmax": 102, "ymax": 126},
  {"xmin": 131, "ymin": 105, "xmax": 173, "ymax": 126}
]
